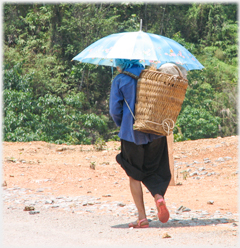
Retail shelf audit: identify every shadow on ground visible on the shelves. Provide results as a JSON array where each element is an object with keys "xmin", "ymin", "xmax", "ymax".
[{"xmin": 111, "ymin": 218, "xmax": 235, "ymax": 229}]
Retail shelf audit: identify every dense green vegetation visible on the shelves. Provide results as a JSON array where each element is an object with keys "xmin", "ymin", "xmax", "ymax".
[{"xmin": 3, "ymin": 3, "xmax": 238, "ymax": 144}]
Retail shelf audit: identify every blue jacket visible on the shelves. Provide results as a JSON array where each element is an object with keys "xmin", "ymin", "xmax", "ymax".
[{"xmin": 109, "ymin": 65, "xmax": 162, "ymax": 145}]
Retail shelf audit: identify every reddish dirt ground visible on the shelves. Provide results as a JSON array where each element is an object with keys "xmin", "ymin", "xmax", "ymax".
[
  {"xmin": 2, "ymin": 135, "xmax": 238, "ymax": 216},
  {"xmin": 2, "ymin": 136, "xmax": 239, "ymax": 247}
]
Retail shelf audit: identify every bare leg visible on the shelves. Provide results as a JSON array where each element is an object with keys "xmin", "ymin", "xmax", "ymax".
[
  {"xmin": 154, "ymin": 193, "xmax": 163, "ymax": 202},
  {"xmin": 129, "ymin": 176, "xmax": 146, "ymax": 220}
]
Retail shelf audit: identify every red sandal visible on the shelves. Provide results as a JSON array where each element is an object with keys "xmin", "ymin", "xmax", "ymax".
[
  {"xmin": 155, "ymin": 198, "xmax": 170, "ymax": 223},
  {"xmin": 129, "ymin": 218, "xmax": 149, "ymax": 228}
]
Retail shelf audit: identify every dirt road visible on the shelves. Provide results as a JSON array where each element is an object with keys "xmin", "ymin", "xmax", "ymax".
[{"xmin": 2, "ymin": 136, "xmax": 239, "ymax": 247}]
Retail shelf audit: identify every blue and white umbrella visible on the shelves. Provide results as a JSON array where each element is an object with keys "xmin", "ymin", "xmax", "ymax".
[{"xmin": 72, "ymin": 30, "xmax": 204, "ymax": 71}]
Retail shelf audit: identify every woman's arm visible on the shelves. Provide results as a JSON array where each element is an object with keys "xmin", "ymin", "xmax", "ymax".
[{"xmin": 109, "ymin": 77, "xmax": 124, "ymax": 127}]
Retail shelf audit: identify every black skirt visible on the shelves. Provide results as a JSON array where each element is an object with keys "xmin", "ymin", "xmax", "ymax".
[{"xmin": 116, "ymin": 136, "xmax": 171, "ymax": 197}]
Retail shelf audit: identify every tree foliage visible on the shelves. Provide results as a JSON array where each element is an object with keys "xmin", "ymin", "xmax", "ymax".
[{"xmin": 3, "ymin": 3, "xmax": 238, "ymax": 144}]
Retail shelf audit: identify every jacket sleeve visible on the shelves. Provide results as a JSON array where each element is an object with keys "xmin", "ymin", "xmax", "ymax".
[{"xmin": 109, "ymin": 76, "xmax": 123, "ymax": 127}]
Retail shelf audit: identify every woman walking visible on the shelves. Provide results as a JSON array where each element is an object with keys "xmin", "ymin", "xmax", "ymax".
[{"xmin": 109, "ymin": 59, "xmax": 171, "ymax": 228}]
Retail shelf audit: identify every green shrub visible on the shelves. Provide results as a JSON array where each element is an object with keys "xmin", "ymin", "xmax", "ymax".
[{"xmin": 176, "ymin": 106, "xmax": 220, "ymax": 140}]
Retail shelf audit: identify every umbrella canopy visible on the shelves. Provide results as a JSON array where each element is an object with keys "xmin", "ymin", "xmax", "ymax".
[{"xmin": 72, "ymin": 30, "xmax": 204, "ymax": 71}]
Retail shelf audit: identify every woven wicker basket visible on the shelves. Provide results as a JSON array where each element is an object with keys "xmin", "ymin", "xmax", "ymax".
[{"xmin": 133, "ymin": 66, "xmax": 188, "ymax": 136}]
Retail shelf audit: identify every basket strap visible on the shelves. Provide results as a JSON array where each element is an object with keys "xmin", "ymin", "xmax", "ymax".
[
  {"xmin": 121, "ymin": 71, "xmax": 139, "ymax": 80},
  {"xmin": 172, "ymin": 64, "xmax": 183, "ymax": 78},
  {"xmin": 124, "ymin": 98, "xmax": 136, "ymax": 120},
  {"xmin": 143, "ymin": 119, "xmax": 175, "ymax": 136},
  {"xmin": 121, "ymin": 71, "xmax": 138, "ymax": 120}
]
